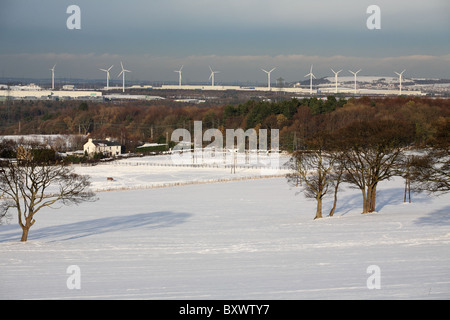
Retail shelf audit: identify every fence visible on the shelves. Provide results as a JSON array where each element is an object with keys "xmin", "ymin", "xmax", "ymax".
[
  {"xmin": 94, "ymin": 174, "xmax": 287, "ymax": 193},
  {"xmin": 96, "ymin": 160, "xmax": 291, "ymax": 171}
]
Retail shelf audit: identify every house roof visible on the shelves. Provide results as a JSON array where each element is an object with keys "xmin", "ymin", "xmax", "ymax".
[{"xmin": 90, "ymin": 139, "xmax": 121, "ymax": 147}]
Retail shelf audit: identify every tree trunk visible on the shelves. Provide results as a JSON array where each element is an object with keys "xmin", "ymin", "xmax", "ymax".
[
  {"xmin": 408, "ymin": 179, "xmax": 411, "ymax": 203},
  {"xmin": 20, "ymin": 227, "xmax": 29, "ymax": 242},
  {"xmin": 329, "ymin": 181, "xmax": 340, "ymax": 217},
  {"xmin": 404, "ymin": 178, "xmax": 408, "ymax": 203},
  {"xmin": 314, "ymin": 196, "xmax": 323, "ymax": 220},
  {"xmin": 361, "ymin": 189, "xmax": 369, "ymax": 214},
  {"xmin": 20, "ymin": 214, "xmax": 34, "ymax": 242},
  {"xmin": 367, "ymin": 187, "xmax": 373, "ymax": 213},
  {"xmin": 328, "ymin": 195, "xmax": 337, "ymax": 217},
  {"xmin": 369, "ymin": 184, "xmax": 377, "ymax": 213},
  {"xmin": 362, "ymin": 185, "xmax": 377, "ymax": 214}
]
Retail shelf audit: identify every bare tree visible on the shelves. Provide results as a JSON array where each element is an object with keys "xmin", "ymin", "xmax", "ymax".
[
  {"xmin": 412, "ymin": 119, "xmax": 449, "ymax": 194},
  {"xmin": 287, "ymin": 134, "xmax": 337, "ymax": 219},
  {"xmin": 0, "ymin": 159, "xmax": 96, "ymax": 242},
  {"xmin": 328, "ymin": 155, "xmax": 345, "ymax": 217},
  {"xmin": 411, "ymin": 149, "xmax": 450, "ymax": 194},
  {"xmin": 336, "ymin": 120, "xmax": 414, "ymax": 214}
]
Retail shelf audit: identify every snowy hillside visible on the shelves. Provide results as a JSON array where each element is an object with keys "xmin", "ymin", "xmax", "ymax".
[{"xmin": 0, "ymin": 156, "xmax": 449, "ymax": 300}]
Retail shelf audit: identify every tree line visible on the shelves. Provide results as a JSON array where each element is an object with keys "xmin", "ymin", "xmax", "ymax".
[{"xmin": 1, "ymin": 96, "xmax": 448, "ymax": 152}]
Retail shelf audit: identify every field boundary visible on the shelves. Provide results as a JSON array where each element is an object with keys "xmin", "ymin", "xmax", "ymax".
[{"xmin": 94, "ymin": 174, "xmax": 287, "ymax": 193}]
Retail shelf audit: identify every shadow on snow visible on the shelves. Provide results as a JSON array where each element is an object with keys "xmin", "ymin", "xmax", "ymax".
[
  {"xmin": 413, "ymin": 205, "xmax": 450, "ymax": 226},
  {"xmin": 0, "ymin": 211, "xmax": 192, "ymax": 242},
  {"xmin": 329, "ymin": 186, "xmax": 433, "ymax": 216}
]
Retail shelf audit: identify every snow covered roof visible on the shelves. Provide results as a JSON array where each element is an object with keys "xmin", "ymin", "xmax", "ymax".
[{"xmin": 89, "ymin": 139, "xmax": 121, "ymax": 147}]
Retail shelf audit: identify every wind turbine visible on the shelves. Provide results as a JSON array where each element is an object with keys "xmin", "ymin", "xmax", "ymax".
[
  {"xmin": 349, "ymin": 69, "xmax": 361, "ymax": 95},
  {"xmin": 99, "ymin": 65, "xmax": 114, "ymax": 90},
  {"xmin": 209, "ymin": 66, "xmax": 220, "ymax": 87},
  {"xmin": 117, "ymin": 61, "xmax": 131, "ymax": 93},
  {"xmin": 331, "ymin": 68, "xmax": 342, "ymax": 94},
  {"xmin": 50, "ymin": 64, "xmax": 56, "ymax": 90},
  {"xmin": 261, "ymin": 67, "xmax": 276, "ymax": 90},
  {"xmin": 395, "ymin": 69, "xmax": 406, "ymax": 95},
  {"xmin": 304, "ymin": 65, "xmax": 316, "ymax": 95},
  {"xmin": 174, "ymin": 65, "xmax": 183, "ymax": 88}
]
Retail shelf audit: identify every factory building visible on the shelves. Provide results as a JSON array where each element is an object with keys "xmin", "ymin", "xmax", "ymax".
[{"xmin": 0, "ymin": 89, "xmax": 102, "ymax": 100}]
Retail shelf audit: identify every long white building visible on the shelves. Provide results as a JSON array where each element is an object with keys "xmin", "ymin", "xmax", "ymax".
[
  {"xmin": 0, "ymin": 89, "xmax": 102, "ymax": 100},
  {"xmin": 158, "ymin": 84, "xmax": 315, "ymax": 94}
]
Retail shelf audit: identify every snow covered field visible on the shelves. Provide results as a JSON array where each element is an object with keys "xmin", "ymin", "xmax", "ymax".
[
  {"xmin": 0, "ymin": 155, "xmax": 449, "ymax": 300},
  {"xmin": 74, "ymin": 154, "xmax": 290, "ymax": 192}
]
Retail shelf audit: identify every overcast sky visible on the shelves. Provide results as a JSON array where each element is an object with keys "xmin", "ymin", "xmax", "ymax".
[{"xmin": 0, "ymin": 0, "xmax": 449, "ymax": 83}]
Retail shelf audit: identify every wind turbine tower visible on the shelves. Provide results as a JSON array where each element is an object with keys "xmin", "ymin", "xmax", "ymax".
[
  {"xmin": 395, "ymin": 69, "xmax": 406, "ymax": 95},
  {"xmin": 261, "ymin": 67, "xmax": 276, "ymax": 91},
  {"xmin": 331, "ymin": 68, "xmax": 342, "ymax": 94},
  {"xmin": 304, "ymin": 65, "xmax": 316, "ymax": 95},
  {"xmin": 50, "ymin": 64, "xmax": 56, "ymax": 90},
  {"xmin": 209, "ymin": 66, "xmax": 220, "ymax": 87},
  {"xmin": 349, "ymin": 69, "xmax": 361, "ymax": 95},
  {"xmin": 100, "ymin": 65, "xmax": 114, "ymax": 90},
  {"xmin": 174, "ymin": 65, "xmax": 184, "ymax": 88},
  {"xmin": 117, "ymin": 61, "xmax": 131, "ymax": 93}
]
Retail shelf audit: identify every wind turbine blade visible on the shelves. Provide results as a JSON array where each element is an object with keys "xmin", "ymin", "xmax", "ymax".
[
  {"xmin": 100, "ymin": 68, "xmax": 107, "ymax": 72},
  {"xmin": 108, "ymin": 65, "xmax": 114, "ymax": 71},
  {"xmin": 337, "ymin": 69, "xmax": 342, "ymax": 74},
  {"xmin": 118, "ymin": 71, "xmax": 124, "ymax": 77},
  {"xmin": 331, "ymin": 68, "xmax": 336, "ymax": 74},
  {"xmin": 262, "ymin": 68, "xmax": 268, "ymax": 73},
  {"xmin": 270, "ymin": 67, "xmax": 276, "ymax": 73}
]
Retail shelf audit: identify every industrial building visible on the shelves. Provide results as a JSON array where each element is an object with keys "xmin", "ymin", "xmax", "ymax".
[
  {"xmin": 158, "ymin": 85, "xmax": 315, "ymax": 94},
  {"xmin": 318, "ymin": 87, "xmax": 425, "ymax": 96},
  {"xmin": 0, "ymin": 89, "xmax": 102, "ymax": 100}
]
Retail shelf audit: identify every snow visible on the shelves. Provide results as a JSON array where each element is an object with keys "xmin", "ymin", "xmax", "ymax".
[
  {"xmin": 75, "ymin": 154, "xmax": 290, "ymax": 192},
  {"xmin": 0, "ymin": 155, "xmax": 449, "ymax": 300}
]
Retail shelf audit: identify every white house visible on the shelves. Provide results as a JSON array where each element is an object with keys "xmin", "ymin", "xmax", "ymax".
[{"xmin": 83, "ymin": 138, "xmax": 122, "ymax": 157}]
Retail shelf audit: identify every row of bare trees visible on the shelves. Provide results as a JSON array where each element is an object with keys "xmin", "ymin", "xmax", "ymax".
[{"xmin": 287, "ymin": 118, "xmax": 449, "ymax": 219}]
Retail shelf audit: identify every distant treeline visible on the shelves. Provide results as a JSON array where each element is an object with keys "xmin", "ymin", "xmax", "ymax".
[{"xmin": 0, "ymin": 96, "xmax": 449, "ymax": 152}]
